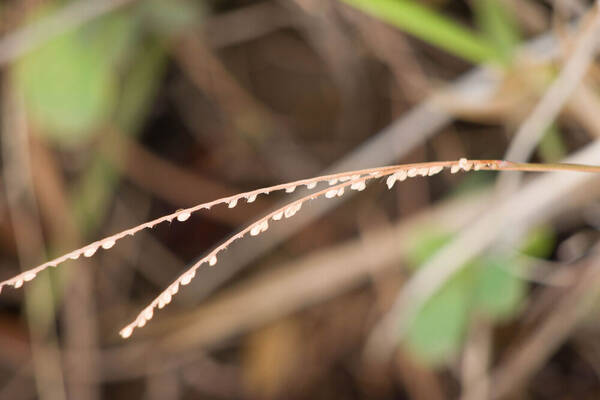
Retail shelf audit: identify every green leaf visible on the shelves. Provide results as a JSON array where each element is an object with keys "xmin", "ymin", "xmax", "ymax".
[
  {"xmin": 405, "ymin": 267, "xmax": 474, "ymax": 365},
  {"xmin": 84, "ymin": 11, "xmax": 136, "ymax": 64},
  {"xmin": 116, "ymin": 40, "xmax": 168, "ymax": 133},
  {"xmin": 70, "ymin": 155, "xmax": 120, "ymax": 232},
  {"xmin": 15, "ymin": 11, "xmax": 135, "ymax": 146},
  {"xmin": 140, "ymin": 0, "xmax": 203, "ymax": 37},
  {"xmin": 520, "ymin": 226, "xmax": 555, "ymax": 259},
  {"xmin": 72, "ymin": 41, "xmax": 167, "ymax": 232},
  {"xmin": 404, "ymin": 229, "xmax": 473, "ymax": 364},
  {"xmin": 473, "ymin": 256, "xmax": 524, "ymax": 319},
  {"xmin": 403, "ymin": 226, "xmax": 543, "ymax": 364},
  {"xmin": 341, "ymin": 0, "xmax": 500, "ymax": 64},
  {"xmin": 473, "ymin": 0, "xmax": 520, "ymax": 62},
  {"xmin": 538, "ymin": 124, "xmax": 567, "ymax": 163},
  {"xmin": 406, "ymin": 229, "xmax": 453, "ymax": 268}
]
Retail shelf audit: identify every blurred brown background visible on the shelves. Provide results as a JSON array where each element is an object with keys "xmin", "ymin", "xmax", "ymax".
[{"xmin": 1, "ymin": 0, "xmax": 600, "ymax": 399}]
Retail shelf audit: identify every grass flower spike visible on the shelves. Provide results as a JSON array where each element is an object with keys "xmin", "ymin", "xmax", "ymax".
[{"xmin": 1, "ymin": 158, "xmax": 599, "ymax": 339}]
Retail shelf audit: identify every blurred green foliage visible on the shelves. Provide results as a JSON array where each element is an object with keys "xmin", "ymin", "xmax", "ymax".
[
  {"xmin": 13, "ymin": 0, "xmax": 202, "ymax": 237},
  {"xmin": 140, "ymin": 0, "xmax": 201, "ymax": 36},
  {"xmin": 538, "ymin": 124, "xmax": 568, "ymax": 162},
  {"xmin": 15, "ymin": 11, "xmax": 132, "ymax": 145},
  {"xmin": 15, "ymin": 0, "xmax": 201, "ymax": 148},
  {"xmin": 473, "ymin": 0, "xmax": 520, "ymax": 61},
  {"xmin": 404, "ymin": 226, "xmax": 555, "ymax": 365},
  {"xmin": 405, "ymin": 261, "xmax": 473, "ymax": 365},
  {"xmin": 341, "ymin": 0, "xmax": 519, "ymax": 64}
]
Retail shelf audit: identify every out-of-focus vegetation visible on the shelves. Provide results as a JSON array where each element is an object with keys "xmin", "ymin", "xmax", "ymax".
[
  {"xmin": 17, "ymin": 0, "xmax": 199, "ymax": 145},
  {"xmin": 1, "ymin": 0, "xmax": 600, "ymax": 399},
  {"xmin": 405, "ymin": 226, "xmax": 554, "ymax": 365},
  {"xmin": 342, "ymin": 0, "xmax": 515, "ymax": 64}
]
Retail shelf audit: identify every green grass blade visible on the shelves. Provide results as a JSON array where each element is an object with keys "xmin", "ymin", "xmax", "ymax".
[
  {"xmin": 473, "ymin": 0, "xmax": 520, "ymax": 62},
  {"xmin": 341, "ymin": 0, "xmax": 500, "ymax": 64}
]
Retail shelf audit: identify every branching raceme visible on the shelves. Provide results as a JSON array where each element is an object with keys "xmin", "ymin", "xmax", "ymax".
[{"xmin": 2, "ymin": 158, "xmax": 599, "ymax": 339}]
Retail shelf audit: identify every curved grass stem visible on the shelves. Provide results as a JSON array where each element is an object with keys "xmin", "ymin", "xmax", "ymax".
[{"xmin": 0, "ymin": 158, "xmax": 599, "ymax": 338}]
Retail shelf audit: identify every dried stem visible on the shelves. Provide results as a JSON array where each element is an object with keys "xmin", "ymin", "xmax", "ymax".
[{"xmin": 1, "ymin": 158, "xmax": 599, "ymax": 338}]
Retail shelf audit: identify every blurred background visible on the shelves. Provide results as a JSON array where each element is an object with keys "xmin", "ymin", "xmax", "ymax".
[{"xmin": 1, "ymin": 0, "xmax": 600, "ymax": 399}]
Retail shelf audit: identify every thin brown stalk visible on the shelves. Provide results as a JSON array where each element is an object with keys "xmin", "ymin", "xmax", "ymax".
[{"xmin": 0, "ymin": 158, "xmax": 599, "ymax": 339}]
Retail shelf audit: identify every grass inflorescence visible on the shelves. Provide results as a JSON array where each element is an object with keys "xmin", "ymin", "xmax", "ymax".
[{"xmin": 1, "ymin": 158, "xmax": 599, "ymax": 339}]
